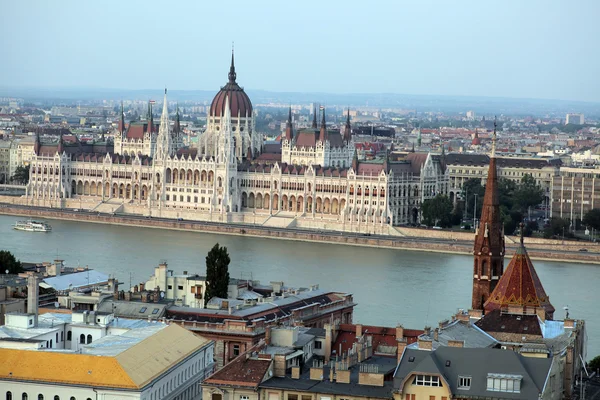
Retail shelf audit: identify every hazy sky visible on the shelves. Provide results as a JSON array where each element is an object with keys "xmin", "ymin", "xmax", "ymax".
[{"xmin": 1, "ymin": 0, "xmax": 599, "ymax": 102}]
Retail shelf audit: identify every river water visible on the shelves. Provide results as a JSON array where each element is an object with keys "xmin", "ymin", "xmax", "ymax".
[{"xmin": 1, "ymin": 214, "xmax": 598, "ymax": 358}]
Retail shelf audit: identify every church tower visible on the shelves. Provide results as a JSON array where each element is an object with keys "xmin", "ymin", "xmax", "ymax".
[
  {"xmin": 472, "ymin": 120, "xmax": 505, "ymax": 311},
  {"xmin": 155, "ymin": 89, "xmax": 172, "ymax": 160}
]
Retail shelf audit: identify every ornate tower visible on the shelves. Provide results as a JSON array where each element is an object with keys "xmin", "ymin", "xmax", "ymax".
[
  {"xmin": 472, "ymin": 120, "xmax": 505, "ymax": 311},
  {"xmin": 155, "ymin": 89, "xmax": 172, "ymax": 160},
  {"xmin": 343, "ymin": 108, "xmax": 352, "ymax": 142},
  {"xmin": 319, "ymin": 107, "xmax": 327, "ymax": 143}
]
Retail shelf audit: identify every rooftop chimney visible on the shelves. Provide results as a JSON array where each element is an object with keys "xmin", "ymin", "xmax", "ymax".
[{"xmin": 26, "ymin": 272, "xmax": 39, "ymax": 327}]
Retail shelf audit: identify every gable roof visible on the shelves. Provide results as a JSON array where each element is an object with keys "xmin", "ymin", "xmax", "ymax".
[
  {"xmin": 395, "ymin": 347, "xmax": 552, "ymax": 400},
  {"xmin": 204, "ymin": 354, "xmax": 272, "ymax": 388}
]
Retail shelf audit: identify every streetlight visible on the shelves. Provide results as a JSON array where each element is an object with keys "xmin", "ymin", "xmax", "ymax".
[{"xmin": 473, "ymin": 194, "xmax": 478, "ymax": 230}]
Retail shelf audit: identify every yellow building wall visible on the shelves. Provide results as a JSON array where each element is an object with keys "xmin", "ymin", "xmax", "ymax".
[{"xmin": 395, "ymin": 382, "xmax": 451, "ymax": 400}]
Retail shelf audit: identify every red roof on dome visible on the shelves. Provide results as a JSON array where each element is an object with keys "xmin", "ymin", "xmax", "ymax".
[{"xmin": 209, "ymin": 52, "xmax": 252, "ymax": 117}]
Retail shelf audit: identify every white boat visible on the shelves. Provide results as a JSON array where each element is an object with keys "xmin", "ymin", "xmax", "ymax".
[{"xmin": 13, "ymin": 220, "xmax": 52, "ymax": 232}]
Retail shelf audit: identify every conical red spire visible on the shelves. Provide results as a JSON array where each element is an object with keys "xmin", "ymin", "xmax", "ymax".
[
  {"xmin": 284, "ymin": 106, "xmax": 293, "ymax": 142},
  {"xmin": 484, "ymin": 224, "xmax": 555, "ymax": 319},
  {"xmin": 472, "ymin": 119, "xmax": 505, "ymax": 311}
]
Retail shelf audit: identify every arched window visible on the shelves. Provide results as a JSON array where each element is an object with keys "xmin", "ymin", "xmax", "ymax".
[
  {"xmin": 86, "ymin": 334, "xmax": 92, "ymax": 344},
  {"xmin": 60, "ymin": 332, "xmax": 64, "ymax": 342},
  {"xmin": 54, "ymin": 397, "xmax": 59, "ymax": 400},
  {"xmin": 7, "ymin": 392, "xmax": 12, "ymax": 400},
  {"xmin": 56, "ymin": 333, "xmax": 58, "ymax": 343},
  {"xmin": 37, "ymin": 395, "xmax": 43, "ymax": 400},
  {"xmin": 67, "ymin": 331, "xmax": 72, "ymax": 341},
  {"xmin": 49, "ymin": 340, "xmax": 52, "ymax": 348},
  {"xmin": 70, "ymin": 398, "xmax": 75, "ymax": 400},
  {"xmin": 21, "ymin": 394, "xmax": 27, "ymax": 400},
  {"xmin": 79, "ymin": 334, "xmax": 85, "ymax": 344}
]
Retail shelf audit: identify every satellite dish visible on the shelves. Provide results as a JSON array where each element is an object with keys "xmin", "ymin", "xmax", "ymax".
[
  {"xmin": 54, "ymin": 302, "xmax": 59, "ymax": 309},
  {"xmin": 160, "ymin": 291, "xmax": 165, "ymax": 299}
]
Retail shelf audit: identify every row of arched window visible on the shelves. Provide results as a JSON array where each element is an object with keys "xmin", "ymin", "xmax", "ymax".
[{"xmin": 6, "ymin": 394, "xmax": 91, "ymax": 400}]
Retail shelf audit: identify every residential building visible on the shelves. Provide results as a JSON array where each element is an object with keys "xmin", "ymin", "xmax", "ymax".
[
  {"xmin": 407, "ymin": 318, "xmax": 497, "ymax": 351},
  {"xmin": 393, "ymin": 347, "xmax": 562, "ymax": 400},
  {"xmin": 0, "ymin": 285, "xmax": 24, "ymax": 325}
]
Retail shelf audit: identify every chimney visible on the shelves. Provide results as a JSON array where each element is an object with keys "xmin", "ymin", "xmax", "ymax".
[
  {"xmin": 309, "ymin": 361, "xmax": 324, "ymax": 381},
  {"xmin": 265, "ymin": 326, "xmax": 271, "ymax": 345},
  {"xmin": 397, "ymin": 339, "xmax": 407, "ymax": 363},
  {"xmin": 53, "ymin": 260, "xmax": 63, "ymax": 276},
  {"xmin": 324, "ymin": 323, "xmax": 332, "ymax": 364},
  {"xmin": 356, "ymin": 324, "xmax": 363, "ymax": 338},
  {"xmin": 423, "ymin": 326, "xmax": 431, "ymax": 336},
  {"xmin": 433, "ymin": 328, "xmax": 439, "ymax": 342},
  {"xmin": 134, "ymin": 285, "xmax": 139, "ymax": 293},
  {"xmin": 467, "ymin": 309, "xmax": 482, "ymax": 320},
  {"xmin": 26, "ymin": 272, "xmax": 39, "ymax": 327},
  {"xmin": 418, "ymin": 337, "xmax": 433, "ymax": 350},
  {"xmin": 448, "ymin": 340, "xmax": 465, "ymax": 348},
  {"xmin": 395, "ymin": 325, "xmax": 404, "ymax": 340},
  {"xmin": 291, "ymin": 366, "xmax": 300, "ymax": 379},
  {"xmin": 564, "ymin": 318, "xmax": 575, "ymax": 329},
  {"xmin": 139, "ymin": 282, "xmax": 145, "ymax": 292},
  {"xmin": 273, "ymin": 354, "xmax": 286, "ymax": 377}
]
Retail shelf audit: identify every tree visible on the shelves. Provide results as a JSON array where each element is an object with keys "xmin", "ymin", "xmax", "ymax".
[
  {"xmin": 543, "ymin": 218, "xmax": 571, "ymax": 239},
  {"xmin": 10, "ymin": 165, "xmax": 30, "ymax": 185},
  {"xmin": 0, "ymin": 250, "xmax": 23, "ymax": 274},
  {"xmin": 583, "ymin": 208, "xmax": 600, "ymax": 231},
  {"xmin": 513, "ymin": 174, "xmax": 544, "ymax": 213},
  {"xmin": 589, "ymin": 355, "xmax": 600, "ymax": 372},
  {"xmin": 204, "ymin": 243, "xmax": 231, "ymax": 306},
  {"xmin": 462, "ymin": 178, "xmax": 485, "ymax": 216},
  {"xmin": 421, "ymin": 194, "xmax": 453, "ymax": 227}
]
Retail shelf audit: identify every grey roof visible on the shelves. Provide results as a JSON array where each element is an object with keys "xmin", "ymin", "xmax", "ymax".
[
  {"xmin": 394, "ymin": 347, "xmax": 552, "ymax": 400},
  {"xmin": 97, "ymin": 300, "xmax": 168, "ymax": 319},
  {"xmin": 40, "ymin": 270, "xmax": 109, "ymax": 291},
  {"xmin": 304, "ymin": 327, "xmax": 326, "ymax": 338},
  {"xmin": 260, "ymin": 356, "xmax": 396, "ymax": 399},
  {"xmin": 408, "ymin": 320, "xmax": 498, "ymax": 350}
]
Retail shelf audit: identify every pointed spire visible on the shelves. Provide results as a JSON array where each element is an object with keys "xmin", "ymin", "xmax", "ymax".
[
  {"xmin": 120, "ymin": 101, "xmax": 125, "ymax": 136},
  {"xmin": 491, "ymin": 116, "xmax": 497, "ymax": 158},
  {"xmin": 284, "ymin": 106, "xmax": 294, "ymax": 142},
  {"xmin": 352, "ymin": 148, "xmax": 359, "ymax": 171},
  {"xmin": 147, "ymin": 101, "xmax": 154, "ymax": 134},
  {"xmin": 34, "ymin": 130, "xmax": 40, "ymax": 155},
  {"xmin": 57, "ymin": 131, "xmax": 64, "ymax": 154},
  {"xmin": 156, "ymin": 89, "xmax": 171, "ymax": 159},
  {"xmin": 228, "ymin": 44, "xmax": 237, "ymax": 83},
  {"xmin": 175, "ymin": 104, "xmax": 181, "ymax": 134},
  {"xmin": 383, "ymin": 150, "xmax": 390, "ymax": 172},
  {"xmin": 344, "ymin": 108, "xmax": 352, "ymax": 142},
  {"xmin": 311, "ymin": 105, "xmax": 318, "ymax": 128},
  {"xmin": 319, "ymin": 107, "xmax": 327, "ymax": 142},
  {"xmin": 411, "ymin": 142, "xmax": 415, "ymax": 153}
]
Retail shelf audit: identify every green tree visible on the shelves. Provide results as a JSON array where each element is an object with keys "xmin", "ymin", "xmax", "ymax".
[
  {"xmin": 462, "ymin": 178, "xmax": 485, "ymax": 216},
  {"xmin": 513, "ymin": 174, "xmax": 544, "ymax": 213},
  {"xmin": 11, "ymin": 165, "xmax": 30, "ymax": 185},
  {"xmin": 589, "ymin": 355, "xmax": 600, "ymax": 372},
  {"xmin": 583, "ymin": 208, "xmax": 600, "ymax": 231},
  {"xmin": 204, "ymin": 243, "xmax": 231, "ymax": 306},
  {"xmin": 543, "ymin": 218, "xmax": 571, "ymax": 239},
  {"xmin": 421, "ymin": 194, "xmax": 453, "ymax": 227},
  {"xmin": 0, "ymin": 250, "xmax": 23, "ymax": 274}
]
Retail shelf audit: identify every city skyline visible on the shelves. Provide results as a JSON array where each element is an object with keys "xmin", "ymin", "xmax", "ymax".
[{"xmin": 1, "ymin": 0, "xmax": 599, "ymax": 103}]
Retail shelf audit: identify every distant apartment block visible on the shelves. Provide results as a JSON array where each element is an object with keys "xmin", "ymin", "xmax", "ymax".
[
  {"xmin": 551, "ymin": 166, "xmax": 600, "ymax": 222},
  {"xmin": 566, "ymin": 113, "xmax": 584, "ymax": 125}
]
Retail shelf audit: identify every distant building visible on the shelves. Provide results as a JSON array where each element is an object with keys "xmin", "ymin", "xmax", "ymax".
[
  {"xmin": 566, "ymin": 113, "xmax": 584, "ymax": 125},
  {"xmin": 551, "ymin": 166, "xmax": 600, "ymax": 222},
  {"xmin": 466, "ymin": 110, "xmax": 476, "ymax": 120}
]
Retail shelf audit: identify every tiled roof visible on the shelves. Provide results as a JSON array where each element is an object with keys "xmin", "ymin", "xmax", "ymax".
[
  {"xmin": 484, "ymin": 243, "xmax": 555, "ymax": 318},
  {"xmin": 205, "ymin": 354, "xmax": 272, "ymax": 388},
  {"xmin": 334, "ymin": 324, "xmax": 422, "ymax": 356},
  {"xmin": 409, "ymin": 320, "xmax": 497, "ymax": 350},
  {"xmin": 475, "ymin": 309, "xmax": 543, "ymax": 336},
  {"xmin": 295, "ymin": 130, "xmax": 319, "ymax": 148}
]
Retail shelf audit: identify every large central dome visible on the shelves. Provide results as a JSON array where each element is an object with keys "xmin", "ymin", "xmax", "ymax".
[{"xmin": 209, "ymin": 52, "xmax": 253, "ymax": 118}]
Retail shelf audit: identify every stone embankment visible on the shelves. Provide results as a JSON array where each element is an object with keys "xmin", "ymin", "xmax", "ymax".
[{"xmin": 1, "ymin": 205, "xmax": 599, "ymax": 264}]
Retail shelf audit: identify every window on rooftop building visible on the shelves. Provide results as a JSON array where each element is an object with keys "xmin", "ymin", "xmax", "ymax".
[
  {"xmin": 54, "ymin": 396, "xmax": 59, "ymax": 400},
  {"xmin": 233, "ymin": 344, "xmax": 240, "ymax": 357},
  {"xmin": 486, "ymin": 375, "xmax": 521, "ymax": 393},
  {"xmin": 412, "ymin": 374, "xmax": 442, "ymax": 387},
  {"xmin": 152, "ymin": 308, "xmax": 159, "ymax": 314},
  {"xmin": 458, "ymin": 376, "xmax": 472, "ymax": 389},
  {"xmin": 21, "ymin": 394, "xmax": 27, "ymax": 400},
  {"xmin": 86, "ymin": 334, "xmax": 92, "ymax": 344},
  {"xmin": 315, "ymin": 340, "xmax": 322, "ymax": 349},
  {"xmin": 6, "ymin": 392, "xmax": 12, "ymax": 400},
  {"xmin": 37, "ymin": 395, "xmax": 43, "ymax": 400},
  {"xmin": 139, "ymin": 307, "xmax": 147, "ymax": 313}
]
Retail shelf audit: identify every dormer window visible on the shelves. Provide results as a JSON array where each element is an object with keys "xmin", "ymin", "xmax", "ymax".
[
  {"xmin": 487, "ymin": 374, "xmax": 522, "ymax": 393},
  {"xmin": 412, "ymin": 374, "xmax": 442, "ymax": 387},
  {"xmin": 458, "ymin": 376, "xmax": 471, "ymax": 389}
]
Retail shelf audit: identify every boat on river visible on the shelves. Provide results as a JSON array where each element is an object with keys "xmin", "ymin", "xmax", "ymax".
[{"xmin": 13, "ymin": 219, "xmax": 52, "ymax": 232}]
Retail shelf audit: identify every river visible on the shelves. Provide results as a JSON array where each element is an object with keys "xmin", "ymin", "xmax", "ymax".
[{"xmin": 1, "ymin": 214, "xmax": 598, "ymax": 358}]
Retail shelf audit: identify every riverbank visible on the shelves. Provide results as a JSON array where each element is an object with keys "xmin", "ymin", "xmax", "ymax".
[{"xmin": 2, "ymin": 205, "xmax": 599, "ymax": 264}]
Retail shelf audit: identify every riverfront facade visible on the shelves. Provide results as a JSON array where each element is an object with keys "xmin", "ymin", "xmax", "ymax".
[{"xmin": 24, "ymin": 53, "xmax": 447, "ymax": 233}]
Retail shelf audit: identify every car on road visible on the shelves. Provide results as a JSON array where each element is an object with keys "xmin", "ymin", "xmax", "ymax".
[
  {"xmin": 579, "ymin": 248, "xmax": 588, "ymax": 252},
  {"xmin": 432, "ymin": 226, "xmax": 442, "ymax": 230}
]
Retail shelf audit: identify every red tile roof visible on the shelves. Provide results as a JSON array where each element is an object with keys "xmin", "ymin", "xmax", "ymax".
[
  {"xmin": 333, "ymin": 324, "xmax": 422, "ymax": 357},
  {"xmin": 205, "ymin": 353, "xmax": 272, "ymax": 388}
]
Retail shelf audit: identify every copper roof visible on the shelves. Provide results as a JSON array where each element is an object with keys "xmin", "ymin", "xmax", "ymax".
[{"xmin": 209, "ymin": 52, "xmax": 252, "ymax": 117}]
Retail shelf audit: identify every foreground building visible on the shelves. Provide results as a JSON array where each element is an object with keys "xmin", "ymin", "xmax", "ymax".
[
  {"xmin": 24, "ymin": 52, "xmax": 449, "ymax": 231},
  {"xmin": 0, "ymin": 274, "xmax": 215, "ymax": 399},
  {"xmin": 468, "ymin": 130, "xmax": 586, "ymax": 399}
]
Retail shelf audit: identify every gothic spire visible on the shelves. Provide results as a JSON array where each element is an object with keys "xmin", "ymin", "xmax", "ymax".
[
  {"xmin": 156, "ymin": 89, "xmax": 171, "ymax": 159},
  {"xmin": 284, "ymin": 106, "xmax": 293, "ymax": 142},
  {"xmin": 344, "ymin": 108, "xmax": 352, "ymax": 142},
  {"xmin": 491, "ymin": 116, "xmax": 497, "ymax": 158},
  {"xmin": 311, "ymin": 105, "xmax": 318, "ymax": 129},
  {"xmin": 228, "ymin": 45, "xmax": 237, "ymax": 83},
  {"xmin": 34, "ymin": 130, "xmax": 40, "ymax": 155},
  {"xmin": 352, "ymin": 148, "xmax": 359, "ymax": 171},
  {"xmin": 147, "ymin": 101, "xmax": 154, "ymax": 134},
  {"xmin": 319, "ymin": 107, "xmax": 327, "ymax": 142},
  {"xmin": 175, "ymin": 104, "xmax": 181, "ymax": 134},
  {"xmin": 120, "ymin": 101, "xmax": 125, "ymax": 136},
  {"xmin": 472, "ymin": 115, "xmax": 504, "ymax": 311}
]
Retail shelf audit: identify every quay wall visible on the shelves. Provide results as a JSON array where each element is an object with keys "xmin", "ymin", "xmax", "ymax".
[{"xmin": 1, "ymin": 204, "xmax": 599, "ymax": 264}]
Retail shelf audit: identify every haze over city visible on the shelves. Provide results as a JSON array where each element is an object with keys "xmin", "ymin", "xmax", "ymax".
[{"xmin": 2, "ymin": 0, "xmax": 599, "ymax": 102}]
